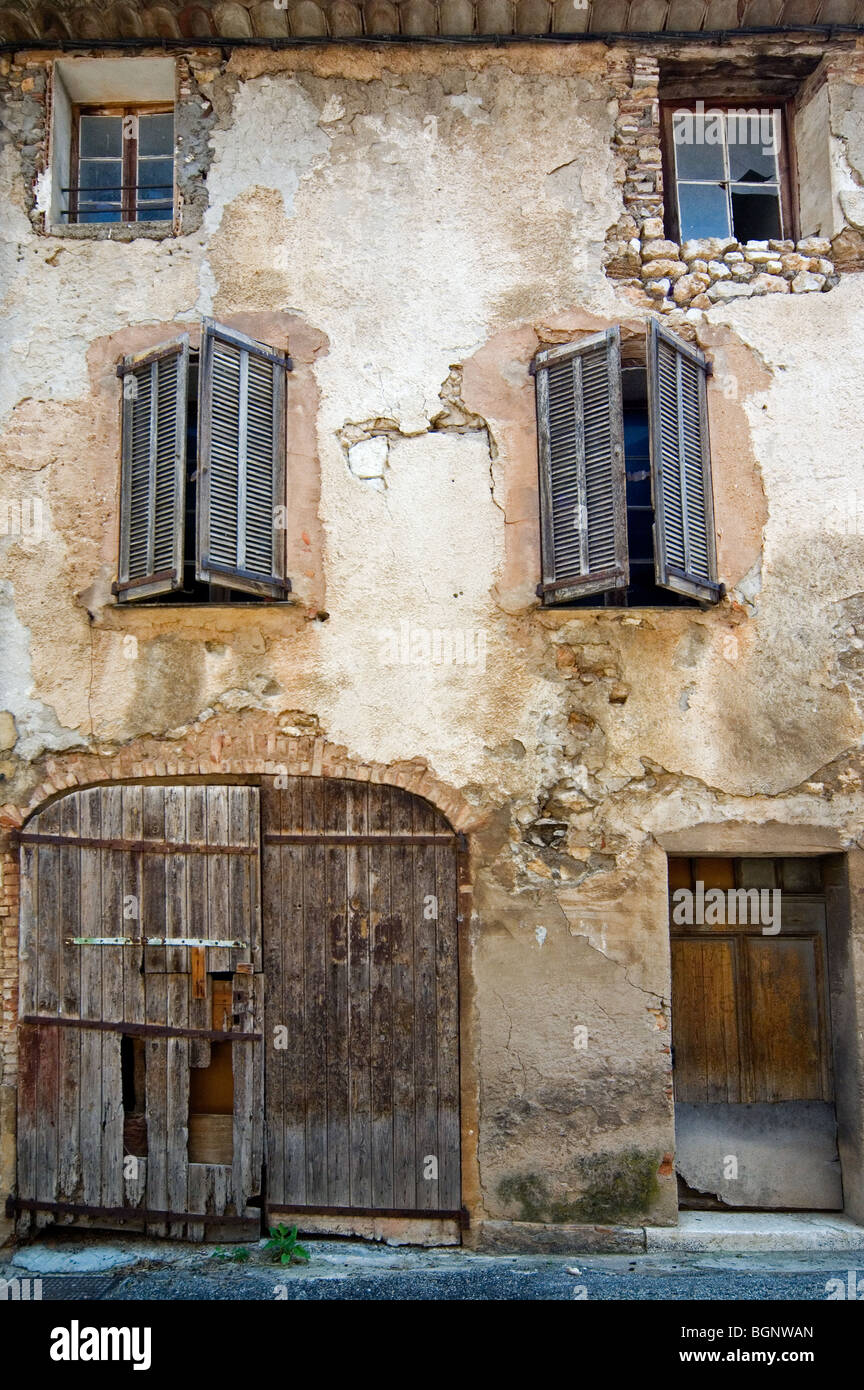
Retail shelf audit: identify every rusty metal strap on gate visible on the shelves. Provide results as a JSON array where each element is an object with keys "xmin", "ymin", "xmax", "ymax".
[
  {"xmin": 17, "ymin": 832, "xmax": 257, "ymax": 855},
  {"xmin": 272, "ymin": 1203, "xmax": 470, "ymax": 1228},
  {"xmin": 264, "ymin": 833, "xmax": 457, "ymax": 845},
  {"xmin": 21, "ymin": 1015, "xmax": 262, "ymax": 1044},
  {"xmin": 7, "ymin": 1196, "xmax": 259, "ymax": 1229}
]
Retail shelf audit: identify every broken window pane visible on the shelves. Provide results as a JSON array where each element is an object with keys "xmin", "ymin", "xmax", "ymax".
[
  {"xmin": 726, "ymin": 111, "xmax": 779, "ymax": 183},
  {"xmin": 730, "ymin": 184, "xmax": 782, "ymax": 243}
]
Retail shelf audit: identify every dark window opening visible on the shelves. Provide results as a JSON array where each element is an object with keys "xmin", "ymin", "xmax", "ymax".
[
  {"xmin": 569, "ymin": 365, "xmax": 698, "ymax": 610},
  {"xmin": 65, "ymin": 105, "xmax": 174, "ymax": 226},
  {"xmin": 121, "ymin": 1034, "xmax": 148, "ymax": 1158}
]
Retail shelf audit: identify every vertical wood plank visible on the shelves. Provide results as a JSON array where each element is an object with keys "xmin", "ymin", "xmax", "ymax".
[
  {"xmin": 164, "ymin": 785, "xmax": 188, "ymax": 975},
  {"xmin": 99, "ymin": 788, "xmax": 125, "ymax": 1214},
  {"xmin": 206, "ymin": 787, "xmax": 231, "ymax": 974},
  {"xmin": 413, "ymin": 797, "xmax": 439, "ymax": 1212},
  {"xmin": 261, "ymin": 777, "xmax": 285, "ymax": 1209},
  {"xmin": 58, "ymin": 792, "xmax": 81, "ymax": 1214},
  {"xmin": 250, "ymin": 970, "xmax": 265, "ymax": 1198},
  {"xmin": 79, "ymin": 790, "xmax": 103, "ymax": 1209},
  {"xmin": 16, "ymin": 839, "xmax": 38, "ymax": 1233},
  {"xmin": 347, "ymin": 780, "xmax": 372, "ymax": 1208},
  {"xmin": 325, "ymin": 778, "xmax": 349, "ymax": 1206},
  {"xmin": 436, "ymin": 837, "xmax": 461, "ymax": 1210},
  {"xmin": 369, "ymin": 784, "xmax": 394, "ymax": 1208},
  {"xmin": 282, "ymin": 779, "xmax": 307, "ymax": 1207},
  {"xmin": 186, "ymin": 787, "xmax": 210, "ymax": 1066},
  {"xmin": 166, "ymin": 971, "xmax": 190, "ymax": 1237},
  {"xmin": 34, "ymin": 821, "xmax": 60, "ymax": 1228},
  {"xmin": 390, "ymin": 787, "xmax": 416, "ymax": 1210},
  {"xmin": 121, "ymin": 786, "xmax": 145, "ymax": 1026},
  {"xmin": 229, "ymin": 786, "xmax": 255, "ymax": 970},
  {"xmin": 186, "ymin": 1161, "xmax": 205, "ymax": 1242},
  {"xmin": 100, "ymin": 1030, "xmax": 125, "ymax": 1215},
  {"xmin": 303, "ymin": 777, "xmax": 328, "ymax": 1204},
  {"xmin": 142, "ymin": 786, "xmax": 169, "ymax": 1238},
  {"xmin": 142, "ymin": 787, "xmax": 166, "ymax": 976},
  {"xmin": 144, "ymin": 1033, "xmax": 168, "ymax": 1238},
  {"xmin": 16, "ymin": 1024, "xmax": 38, "ymax": 1236}
]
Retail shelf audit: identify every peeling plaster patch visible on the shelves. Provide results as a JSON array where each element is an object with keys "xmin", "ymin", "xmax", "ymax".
[
  {"xmin": 347, "ymin": 435, "xmax": 389, "ymax": 489},
  {"xmin": 0, "ymin": 582, "xmax": 86, "ymax": 761},
  {"xmin": 33, "ymin": 168, "xmax": 51, "ymax": 218},
  {"xmin": 448, "ymin": 94, "xmax": 489, "ymax": 122},
  {"xmin": 534, "ymin": 925, "xmax": 547, "ymax": 948},
  {"xmin": 568, "ymin": 915, "xmax": 609, "ymax": 956},
  {"xmin": 203, "ymin": 76, "xmax": 330, "ymax": 237}
]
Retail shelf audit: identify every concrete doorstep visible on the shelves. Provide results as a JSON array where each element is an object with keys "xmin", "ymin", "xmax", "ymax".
[{"xmin": 644, "ymin": 1211, "xmax": 864, "ymax": 1253}]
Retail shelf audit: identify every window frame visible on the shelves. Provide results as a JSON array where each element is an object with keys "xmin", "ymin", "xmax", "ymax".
[
  {"xmin": 533, "ymin": 320, "xmax": 724, "ymax": 611},
  {"xmin": 660, "ymin": 99, "xmax": 797, "ymax": 245},
  {"xmin": 113, "ymin": 321, "xmax": 294, "ymax": 608},
  {"xmin": 68, "ymin": 101, "xmax": 175, "ymax": 226}
]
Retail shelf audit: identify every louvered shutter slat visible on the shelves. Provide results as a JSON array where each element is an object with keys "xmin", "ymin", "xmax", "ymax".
[
  {"xmin": 116, "ymin": 336, "xmax": 188, "ymax": 602},
  {"xmin": 535, "ymin": 327, "xmax": 628, "ymax": 603},
  {"xmin": 197, "ymin": 320, "xmax": 289, "ymax": 598},
  {"xmin": 648, "ymin": 319, "xmax": 722, "ymax": 603}
]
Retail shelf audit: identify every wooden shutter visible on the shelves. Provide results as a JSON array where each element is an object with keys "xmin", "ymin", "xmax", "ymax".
[
  {"xmin": 647, "ymin": 318, "xmax": 723, "ymax": 603},
  {"xmin": 115, "ymin": 336, "xmax": 188, "ymax": 602},
  {"xmin": 534, "ymin": 327, "xmax": 628, "ymax": 603},
  {"xmin": 197, "ymin": 319, "xmax": 290, "ymax": 599}
]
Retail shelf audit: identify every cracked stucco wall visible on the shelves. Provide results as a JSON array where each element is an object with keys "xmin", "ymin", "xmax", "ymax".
[{"xmin": 4, "ymin": 40, "xmax": 864, "ymax": 1242}]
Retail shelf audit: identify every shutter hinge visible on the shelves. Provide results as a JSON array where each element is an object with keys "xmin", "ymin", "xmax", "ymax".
[
  {"xmin": 528, "ymin": 360, "xmax": 538, "ymax": 377},
  {"xmin": 704, "ymin": 362, "xmax": 713, "ymax": 378}
]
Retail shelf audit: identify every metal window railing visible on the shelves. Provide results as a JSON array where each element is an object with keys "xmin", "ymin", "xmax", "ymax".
[{"xmin": 60, "ymin": 184, "xmax": 174, "ymax": 221}]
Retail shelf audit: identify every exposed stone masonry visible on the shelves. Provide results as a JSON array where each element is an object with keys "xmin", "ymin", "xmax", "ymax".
[
  {"xmin": 640, "ymin": 228, "xmax": 838, "ymax": 308},
  {"xmin": 604, "ymin": 49, "xmax": 841, "ymax": 316}
]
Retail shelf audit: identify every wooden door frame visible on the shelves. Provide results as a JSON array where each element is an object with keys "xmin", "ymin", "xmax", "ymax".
[{"xmin": 661, "ymin": 840, "xmax": 858, "ymax": 1217}]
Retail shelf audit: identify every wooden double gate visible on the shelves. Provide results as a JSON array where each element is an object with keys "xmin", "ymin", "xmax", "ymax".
[{"xmin": 11, "ymin": 778, "xmax": 462, "ymax": 1239}]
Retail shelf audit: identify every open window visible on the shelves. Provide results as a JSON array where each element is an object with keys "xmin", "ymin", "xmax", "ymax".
[
  {"xmin": 114, "ymin": 320, "xmax": 291, "ymax": 604},
  {"xmin": 534, "ymin": 320, "xmax": 723, "ymax": 609}
]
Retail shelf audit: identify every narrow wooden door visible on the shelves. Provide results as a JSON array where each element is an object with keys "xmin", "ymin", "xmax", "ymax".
[
  {"xmin": 669, "ymin": 856, "xmax": 841, "ymax": 1210},
  {"xmin": 262, "ymin": 777, "xmax": 462, "ymax": 1225},
  {"xmin": 15, "ymin": 784, "xmax": 264, "ymax": 1240}
]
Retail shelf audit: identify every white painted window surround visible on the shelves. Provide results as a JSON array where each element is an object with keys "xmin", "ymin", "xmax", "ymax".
[{"xmin": 46, "ymin": 57, "xmax": 176, "ymax": 232}]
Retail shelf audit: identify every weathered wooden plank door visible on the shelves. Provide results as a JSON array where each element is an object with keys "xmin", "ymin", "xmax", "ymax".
[
  {"xmin": 262, "ymin": 777, "xmax": 462, "ymax": 1229},
  {"xmin": 15, "ymin": 784, "xmax": 263, "ymax": 1240},
  {"xmin": 669, "ymin": 857, "xmax": 842, "ymax": 1210}
]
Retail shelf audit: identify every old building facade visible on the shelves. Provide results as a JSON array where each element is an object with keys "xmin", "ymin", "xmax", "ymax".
[{"xmin": 2, "ymin": 0, "xmax": 864, "ymax": 1250}]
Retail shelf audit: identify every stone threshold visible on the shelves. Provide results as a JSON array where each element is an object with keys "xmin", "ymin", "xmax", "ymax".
[
  {"xmin": 645, "ymin": 1211, "xmax": 864, "ymax": 1253},
  {"xmin": 473, "ymin": 1211, "xmax": 864, "ymax": 1254}
]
